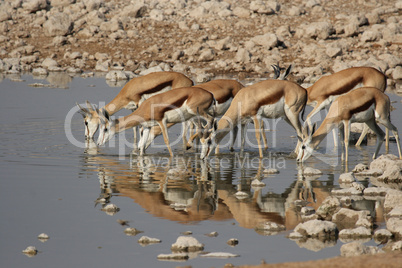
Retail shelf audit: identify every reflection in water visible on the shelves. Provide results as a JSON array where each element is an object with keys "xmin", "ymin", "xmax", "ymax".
[{"xmin": 80, "ymin": 148, "xmax": 339, "ymax": 232}]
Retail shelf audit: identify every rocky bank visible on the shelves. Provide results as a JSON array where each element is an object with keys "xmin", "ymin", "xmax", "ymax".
[{"xmin": 0, "ymin": 0, "xmax": 401, "ymax": 87}]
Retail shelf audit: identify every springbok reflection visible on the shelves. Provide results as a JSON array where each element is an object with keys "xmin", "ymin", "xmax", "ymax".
[{"xmin": 81, "ymin": 153, "xmax": 340, "ymax": 231}]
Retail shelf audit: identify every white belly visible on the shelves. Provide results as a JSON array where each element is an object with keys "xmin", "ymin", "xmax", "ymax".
[
  {"xmin": 350, "ymin": 104, "xmax": 375, "ymax": 123},
  {"xmin": 257, "ymin": 97, "xmax": 286, "ymax": 119},
  {"xmin": 215, "ymin": 97, "xmax": 232, "ymax": 116},
  {"xmin": 138, "ymin": 86, "xmax": 172, "ymax": 107},
  {"xmin": 164, "ymin": 101, "xmax": 194, "ymax": 123}
]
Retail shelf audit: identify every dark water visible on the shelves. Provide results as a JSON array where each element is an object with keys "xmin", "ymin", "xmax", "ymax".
[{"xmin": 0, "ymin": 73, "xmax": 401, "ymax": 268}]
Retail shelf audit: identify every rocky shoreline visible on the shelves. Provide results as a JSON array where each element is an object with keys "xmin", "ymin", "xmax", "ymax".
[{"xmin": 0, "ymin": 0, "xmax": 401, "ymax": 89}]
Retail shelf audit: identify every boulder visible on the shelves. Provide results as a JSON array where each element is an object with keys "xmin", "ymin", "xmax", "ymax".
[
  {"xmin": 43, "ymin": 13, "xmax": 73, "ymax": 37},
  {"xmin": 316, "ymin": 196, "xmax": 341, "ymax": 220},
  {"xmin": 340, "ymin": 242, "xmax": 383, "ymax": 257},
  {"xmin": 292, "ymin": 219, "xmax": 338, "ymax": 238},
  {"xmin": 332, "ymin": 208, "xmax": 371, "ymax": 229},
  {"xmin": 171, "ymin": 236, "xmax": 204, "ymax": 252},
  {"xmin": 22, "ymin": 0, "xmax": 48, "ymax": 13}
]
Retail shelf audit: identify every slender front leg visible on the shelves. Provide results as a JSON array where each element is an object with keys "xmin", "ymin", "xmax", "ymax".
[
  {"xmin": 240, "ymin": 123, "xmax": 247, "ymax": 155},
  {"xmin": 339, "ymin": 124, "xmax": 345, "ymax": 161},
  {"xmin": 159, "ymin": 119, "xmax": 173, "ymax": 157},
  {"xmin": 385, "ymin": 128, "xmax": 389, "ymax": 153},
  {"xmin": 366, "ymin": 119, "xmax": 384, "ymax": 159},
  {"xmin": 182, "ymin": 121, "xmax": 189, "ymax": 149},
  {"xmin": 332, "ymin": 128, "xmax": 338, "ymax": 147},
  {"xmin": 344, "ymin": 121, "xmax": 350, "ymax": 162},
  {"xmin": 138, "ymin": 127, "xmax": 150, "ymax": 156},
  {"xmin": 229, "ymin": 125, "xmax": 238, "ymax": 152},
  {"xmin": 133, "ymin": 126, "xmax": 138, "ymax": 150},
  {"xmin": 355, "ymin": 124, "xmax": 368, "ymax": 146},
  {"xmin": 253, "ymin": 116, "xmax": 263, "ymax": 158},
  {"xmin": 261, "ymin": 120, "xmax": 268, "ymax": 150}
]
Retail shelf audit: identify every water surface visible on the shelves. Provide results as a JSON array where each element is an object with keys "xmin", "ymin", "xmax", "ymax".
[{"xmin": 0, "ymin": 73, "xmax": 401, "ymax": 268}]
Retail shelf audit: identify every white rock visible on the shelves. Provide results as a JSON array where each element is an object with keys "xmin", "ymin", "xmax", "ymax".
[
  {"xmin": 301, "ymin": 206, "xmax": 316, "ymax": 216},
  {"xmin": 201, "ymin": 252, "xmax": 240, "ymax": 258},
  {"xmin": 386, "ymin": 218, "xmax": 402, "ymax": 237},
  {"xmin": 32, "ymin": 67, "xmax": 48, "ymax": 76},
  {"xmin": 23, "ymin": 0, "xmax": 48, "ymax": 13},
  {"xmin": 138, "ymin": 236, "xmax": 161, "ymax": 244},
  {"xmin": 22, "ymin": 246, "xmax": 37, "ymax": 256},
  {"xmin": 339, "ymin": 227, "xmax": 372, "ymax": 238},
  {"xmin": 332, "ymin": 208, "xmax": 371, "ymax": 228},
  {"xmin": 227, "ymin": 238, "xmax": 239, "ymax": 246},
  {"xmin": 83, "ymin": 0, "xmax": 104, "ymax": 11},
  {"xmin": 255, "ymin": 221, "xmax": 286, "ymax": 231},
  {"xmin": 304, "ymin": 22, "xmax": 335, "ymax": 40},
  {"xmin": 251, "ymin": 33, "xmax": 278, "ymax": 49},
  {"xmin": 361, "ymin": 30, "xmax": 382, "ymax": 42},
  {"xmin": 124, "ymin": 227, "xmax": 142, "ymax": 236},
  {"xmin": 157, "ymin": 253, "xmax": 189, "ymax": 260},
  {"xmin": 340, "ymin": 242, "xmax": 383, "ymax": 257},
  {"xmin": 293, "ymin": 219, "xmax": 338, "ymax": 238},
  {"xmin": 384, "ymin": 189, "xmax": 402, "ymax": 213},
  {"xmin": 234, "ymin": 48, "xmax": 251, "ymax": 63},
  {"xmin": 392, "ymin": 66, "xmax": 402, "ymax": 80},
  {"xmin": 42, "ymin": 58, "xmax": 59, "ymax": 69},
  {"xmin": 302, "ymin": 167, "xmax": 323, "ymax": 176},
  {"xmin": 171, "ymin": 236, "xmax": 204, "ymax": 252},
  {"xmin": 374, "ymin": 229, "xmax": 393, "ymax": 243},
  {"xmin": 388, "ymin": 205, "xmax": 402, "ymax": 218},
  {"xmin": 43, "ymin": 13, "xmax": 73, "ymax": 37},
  {"xmin": 264, "ymin": 168, "xmax": 279, "ymax": 174},
  {"xmin": 198, "ymin": 48, "xmax": 215, "ymax": 62},
  {"xmin": 331, "ymin": 187, "xmax": 363, "ymax": 196},
  {"xmin": 251, "ymin": 179, "xmax": 266, "ymax": 187},
  {"xmin": 315, "ymin": 196, "xmax": 341, "ymax": 220},
  {"xmin": 105, "ymin": 70, "xmax": 129, "ymax": 81},
  {"xmin": 37, "ymin": 233, "xmax": 49, "ymax": 240},
  {"xmin": 101, "ymin": 203, "xmax": 120, "ymax": 212},
  {"xmin": 339, "ymin": 172, "xmax": 356, "ymax": 183}
]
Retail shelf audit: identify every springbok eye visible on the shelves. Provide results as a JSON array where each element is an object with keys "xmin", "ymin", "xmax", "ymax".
[
  {"xmin": 301, "ymin": 145, "xmax": 306, "ymax": 150},
  {"xmin": 104, "ymin": 128, "xmax": 108, "ymax": 132},
  {"xmin": 207, "ymin": 139, "xmax": 211, "ymax": 145},
  {"xmin": 85, "ymin": 121, "xmax": 88, "ymax": 126}
]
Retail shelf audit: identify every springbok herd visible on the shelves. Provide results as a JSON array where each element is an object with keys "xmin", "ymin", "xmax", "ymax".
[{"xmin": 77, "ymin": 66, "xmax": 402, "ymax": 162}]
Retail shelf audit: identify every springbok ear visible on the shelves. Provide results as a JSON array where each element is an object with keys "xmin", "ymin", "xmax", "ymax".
[
  {"xmin": 102, "ymin": 109, "xmax": 110, "ymax": 121},
  {"xmin": 77, "ymin": 102, "xmax": 89, "ymax": 117},
  {"xmin": 282, "ymin": 64, "xmax": 293, "ymax": 80},
  {"xmin": 271, "ymin": 64, "xmax": 280, "ymax": 79},
  {"xmin": 85, "ymin": 100, "xmax": 96, "ymax": 112},
  {"xmin": 212, "ymin": 118, "xmax": 218, "ymax": 132},
  {"xmin": 309, "ymin": 123, "xmax": 317, "ymax": 137},
  {"xmin": 297, "ymin": 135, "xmax": 303, "ymax": 142}
]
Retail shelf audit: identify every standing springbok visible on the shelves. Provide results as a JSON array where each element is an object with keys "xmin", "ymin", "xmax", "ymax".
[
  {"xmin": 297, "ymin": 87, "xmax": 401, "ymax": 163},
  {"xmin": 197, "ymin": 79, "xmax": 307, "ymax": 159},
  {"xmin": 77, "ymin": 71, "xmax": 193, "ymax": 140},
  {"xmin": 96, "ymin": 86, "xmax": 216, "ymax": 157},
  {"xmin": 143, "ymin": 79, "xmax": 245, "ymax": 153},
  {"xmin": 304, "ymin": 66, "xmax": 387, "ymax": 147}
]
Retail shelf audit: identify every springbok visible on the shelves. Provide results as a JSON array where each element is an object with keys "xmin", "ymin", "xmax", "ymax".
[
  {"xmin": 77, "ymin": 71, "xmax": 193, "ymax": 140},
  {"xmin": 96, "ymin": 86, "xmax": 216, "ymax": 157},
  {"xmin": 303, "ymin": 66, "xmax": 387, "ymax": 147},
  {"xmin": 197, "ymin": 79, "xmax": 307, "ymax": 159},
  {"xmin": 297, "ymin": 87, "xmax": 401, "ymax": 163}
]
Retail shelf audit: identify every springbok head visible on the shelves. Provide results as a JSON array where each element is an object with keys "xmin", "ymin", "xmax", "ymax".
[{"xmin": 76, "ymin": 101, "xmax": 100, "ymax": 139}]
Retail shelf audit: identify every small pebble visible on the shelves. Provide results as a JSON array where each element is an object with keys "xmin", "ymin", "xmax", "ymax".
[
  {"xmin": 22, "ymin": 246, "xmax": 37, "ymax": 256},
  {"xmin": 227, "ymin": 238, "xmax": 239, "ymax": 246},
  {"xmin": 138, "ymin": 236, "xmax": 162, "ymax": 244},
  {"xmin": 205, "ymin": 231, "xmax": 219, "ymax": 237},
  {"xmin": 37, "ymin": 233, "xmax": 49, "ymax": 242},
  {"xmin": 124, "ymin": 227, "xmax": 142, "ymax": 236}
]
